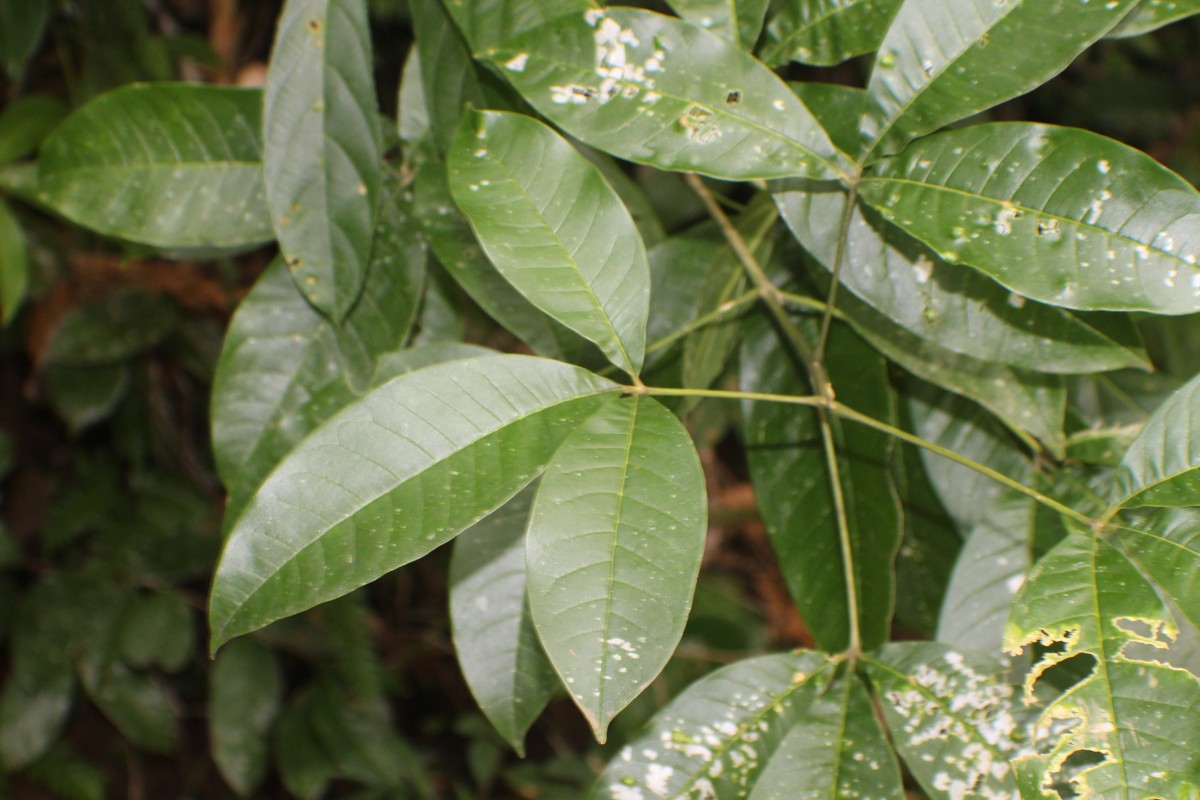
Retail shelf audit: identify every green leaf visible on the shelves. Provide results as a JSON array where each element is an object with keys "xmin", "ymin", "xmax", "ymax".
[
  {"xmin": 79, "ymin": 664, "xmax": 177, "ymax": 754},
  {"xmin": 371, "ymin": 341, "xmax": 495, "ymax": 387},
  {"xmin": 211, "ymin": 187, "xmax": 425, "ymax": 511},
  {"xmin": 773, "ymin": 182, "xmax": 1150, "ymax": 374},
  {"xmin": 263, "ymin": 0, "xmax": 382, "ymax": 321},
  {"xmin": 1004, "ymin": 530, "xmax": 1200, "ymax": 798},
  {"xmin": 210, "ymin": 639, "xmax": 284, "ymax": 797},
  {"xmin": 448, "ymin": 109, "xmax": 650, "ymax": 375},
  {"xmin": 413, "ymin": 157, "xmax": 589, "ymax": 361},
  {"xmin": 664, "ymin": 0, "xmax": 770, "ymax": 50},
  {"xmin": 761, "ymin": 0, "xmax": 904, "ymax": 67},
  {"xmin": 864, "ymin": 643, "xmax": 1028, "ymax": 799},
  {"xmin": 645, "ymin": 224, "xmax": 726, "ymax": 354},
  {"xmin": 210, "ymin": 355, "xmax": 618, "ymax": 650},
  {"xmin": 1112, "ymin": 508, "xmax": 1200, "ymax": 635},
  {"xmin": 486, "ymin": 7, "xmax": 848, "ymax": 181},
  {"xmin": 741, "ymin": 315, "xmax": 901, "ymax": 652},
  {"xmin": 588, "ymin": 651, "xmax": 838, "ymax": 799},
  {"xmin": 0, "ymin": 197, "xmax": 28, "ymax": 325},
  {"xmin": 0, "ymin": 94, "xmax": 68, "ymax": 164},
  {"xmin": 860, "ymin": 123, "xmax": 1200, "ymax": 315},
  {"xmin": 0, "ymin": 0, "xmax": 50, "ymax": 84},
  {"xmin": 396, "ymin": 49, "xmax": 429, "ymax": 145},
  {"xmin": 439, "ymin": 0, "xmax": 596, "ymax": 53},
  {"xmin": 936, "ymin": 491, "xmax": 1034, "ymax": 655},
  {"xmin": 527, "ymin": 395, "xmax": 707, "ymax": 741},
  {"xmin": 44, "ymin": 288, "xmax": 178, "ymax": 367},
  {"xmin": 0, "ymin": 667, "xmax": 74, "ymax": 771},
  {"xmin": 1108, "ymin": 0, "xmax": 1200, "ymax": 37},
  {"xmin": 38, "ymin": 84, "xmax": 272, "ymax": 249},
  {"xmin": 45, "ymin": 363, "xmax": 130, "ymax": 433},
  {"xmin": 450, "ymin": 484, "xmax": 556, "ymax": 755},
  {"xmin": 861, "ymin": 0, "xmax": 1138, "ymax": 158},
  {"xmin": 117, "ymin": 591, "xmax": 194, "ymax": 674},
  {"xmin": 1114, "ymin": 369, "xmax": 1200, "ymax": 508}
]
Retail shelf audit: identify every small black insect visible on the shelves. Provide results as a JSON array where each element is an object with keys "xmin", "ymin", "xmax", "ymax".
[{"xmin": 725, "ymin": 90, "xmax": 741, "ymax": 105}]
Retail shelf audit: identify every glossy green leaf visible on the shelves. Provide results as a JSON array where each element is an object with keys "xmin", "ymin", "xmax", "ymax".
[
  {"xmin": 1108, "ymin": 0, "xmax": 1200, "ymax": 37},
  {"xmin": 38, "ymin": 84, "xmax": 272, "ymax": 249},
  {"xmin": 861, "ymin": 123, "xmax": 1200, "ymax": 315},
  {"xmin": 836, "ymin": 279, "xmax": 1067, "ymax": 455},
  {"xmin": 865, "ymin": 643, "xmax": 1029, "ymax": 799},
  {"xmin": 0, "ymin": 197, "xmax": 28, "ymax": 325},
  {"xmin": 665, "ymin": 0, "xmax": 770, "ymax": 50},
  {"xmin": 741, "ymin": 315, "xmax": 900, "ymax": 652},
  {"xmin": 450, "ymin": 485, "xmax": 556, "ymax": 755},
  {"xmin": 588, "ymin": 651, "xmax": 838, "ymax": 799},
  {"xmin": 527, "ymin": 395, "xmax": 706, "ymax": 740},
  {"xmin": 861, "ymin": 0, "xmax": 1138, "ymax": 158},
  {"xmin": 44, "ymin": 288, "xmax": 178, "ymax": 367},
  {"xmin": 45, "ymin": 363, "xmax": 130, "ymax": 433},
  {"xmin": 0, "ymin": 0, "xmax": 50, "ymax": 84},
  {"xmin": 0, "ymin": 94, "xmax": 68, "ymax": 164},
  {"xmin": 371, "ymin": 341, "xmax": 495, "ymax": 387},
  {"xmin": 449, "ymin": 109, "xmax": 650, "ymax": 374},
  {"xmin": 439, "ymin": 0, "xmax": 596, "ymax": 52},
  {"xmin": 1114, "ymin": 369, "xmax": 1200, "ymax": 508},
  {"xmin": 748, "ymin": 672, "xmax": 904, "ymax": 799},
  {"xmin": 774, "ymin": 182, "xmax": 1150, "ymax": 374},
  {"xmin": 761, "ymin": 0, "xmax": 904, "ymax": 67},
  {"xmin": 263, "ymin": 0, "xmax": 382, "ymax": 320},
  {"xmin": 1004, "ymin": 530, "xmax": 1200, "ymax": 798},
  {"xmin": 211, "ymin": 188, "xmax": 425, "ymax": 512},
  {"xmin": 210, "ymin": 355, "xmax": 619, "ymax": 650},
  {"xmin": 486, "ymin": 8, "xmax": 848, "ymax": 181},
  {"xmin": 210, "ymin": 639, "xmax": 284, "ymax": 797},
  {"xmin": 1113, "ymin": 508, "xmax": 1200, "ymax": 635},
  {"xmin": 936, "ymin": 491, "xmax": 1034, "ymax": 655},
  {"xmin": 413, "ymin": 157, "xmax": 589, "ymax": 361}
]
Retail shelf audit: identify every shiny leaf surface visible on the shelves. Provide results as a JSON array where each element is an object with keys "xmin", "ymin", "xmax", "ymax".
[
  {"xmin": 761, "ymin": 0, "xmax": 903, "ymax": 67},
  {"xmin": 1115, "ymin": 369, "xmax": 1200, "ymax": 508},
  {"xmin": 665, "ymin": 0, "xmax": 770, "ymax": 50}
]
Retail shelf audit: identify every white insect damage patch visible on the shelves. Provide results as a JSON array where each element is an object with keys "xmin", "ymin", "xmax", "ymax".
[{"xmin": 549, "ymin": 11, "xmax": 665, "ymax": 107}]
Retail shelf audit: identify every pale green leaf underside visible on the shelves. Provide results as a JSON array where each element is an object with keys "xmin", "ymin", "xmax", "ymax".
[
  {"xmin": 1108, "ymin": 0, "xmax": 1200, "ymax": 37},
  {"xmin": 862, "ymin": 0, "xmax": 1138, "ymax": 158},
  {"xmin": 527, "ymin": 395, "xmax": 706, "ymax": 740},
  {"xmin": 263, "ymin": 0, "xmax": 382, "ymax": 320},
  {"xmin": 449, "ymin": 110, "xmax": 649, "ymax": 374},
  {"xmin": 1115, "ymin": 370, "xmax": 1200, "ymax": 508},
  {"xmin": 487, "ymin": 8, "xmax": 848, "ymax": 181},
  {"xmin": 449, "ymin": 485, "xmax": 556, "ymax": 756},
  {"xmin": 1004, "ymin": 531, "xmax": 1200, "ymax": 798},
  {"xmin": 210, "ymin": 355, "xmax": 618, "ymax": 650},
  {"xmin": 761, "ymin": 0, "xmax": 903, "ymax": 67},
  {"xmin": 865, "ymin": 643, "xmax": 1027, "ymax": 799},
  {"xmin": 37, "ymin": 84, "xmax": 271, "ymax": 249},
  {"xmin": 773, "ymin": 182, "xmax": 1150, "ymax": 374},
  {"xmin": 588, "ymin": 651, "xmax": 837, "ymax": 799},
  {"xmin": 860, "ymin": 123, "xmax": 1200, "ymax": 315},
  {"xmin": 665, "ymin": 0, "xmax": 770, "ymax": 51}
]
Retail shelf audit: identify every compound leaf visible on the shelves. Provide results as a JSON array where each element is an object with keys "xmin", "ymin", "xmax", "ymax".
[
  {"xmin": 527, "ymin": 396, "xmax": 706, "ymax": 741},
  {"xmin": 263, "ymin": 0, "xmax": 382, "ymax": 321},
  {"xmin": 210, "ymin": 355, "xmax": 618, "ymax": 650},
  {"xmin": 38, "ymin": 84, "xmax": 271, "ymax": 250},
  {"xmin": 449, "ymin": 109, "xmax": 649, "ymax": 375}
]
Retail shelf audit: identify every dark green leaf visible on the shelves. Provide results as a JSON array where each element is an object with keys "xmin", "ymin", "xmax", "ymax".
[
  {"xmin": 0, "ymin": 0, "xmax": 50, "ymax": 84},
  {"xmin": 44, "ymin": 288, "xmax": 178, "ymax": 367},
  {"xmin": 1108, "ymin": 0, "xmax": 1200, "ymax": 37},
  {"xmin": 0, "ymin": 667, "xmax": 74, "ymax": 771},
  {"xmin": 741, "ymin": 315, "xmax": 900, "ymax": 652},
  {"xmin": 439, "ymin": 0, "xmax": 596, "ymax": 53},
  {"xmin": 210, "ymin": 355, "xmax": 618, "ymax": 650},
  {"xmin": 1112, "ymin": 507, "xmax": 1200, "ymax": 634},
  {"xmin": 761, "ymin": 0, "xmax": 904, "ymax": 67},
  {"xmin": 527, "ymin": 396, "xmax": 707, "ymax": 740},
  {"xmin": 210, "ymin": 639, "xmax": 284, "ymax": 797},
  {"xmin": 45, "ymin": 363, "xmax": 130, "ymax": 433},
  {"xmin": 487, "ymin": 8, "xmax": 849, "ymax": 181},
  {"xmin": 1114, "ymin": 369, "xmax": 1200, "ymax": 508},
  {"xmin": 861, "ymin": 0, "xmax": 1138, "ymax": 158},
  {"xmin": 860, "ymin": 123, "xmax": 1200, "ymax": 314},
  {"xmin": 774, "ymin": 181, "xmax": 1151, "ymax": 373},
  {"xmin": 0, "ymin": 197, "xmax": 28, "ymax": 325},
  {"xmin": 665, "ymin": 0, "xmax": 770, "ymax": 50},
  {"xmin": 371, "ymin": 342, "xmax": 495, "ymax": 387},
  {"xmin": 38, "ymin": 84, "xmax": 272, "ymax": 249},
  {"xmin": 449, "ymin": 109, "xmax": 650, "ymax": 374},
  {"xmin": 263, "ymin": 0, "xmax": 382, "ymax": 320},
  {"xmin": 118, "ymin": 591, "xmax": 194, "ymax": 674},
  {"xmin": 0, "ymin": 94, "xmax": 68, "ymax": 164},
  {"xmin": 588, "ymin": 651, "xmax": 838, "ymax": 799},
  {"xmin": 450, "ymin": 485, "xmax": 556, "ymax": 755},
  {"xmin": 396, "ymin": 49, "xmax": 430, "ymax": 145}
]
